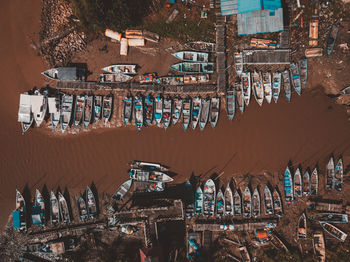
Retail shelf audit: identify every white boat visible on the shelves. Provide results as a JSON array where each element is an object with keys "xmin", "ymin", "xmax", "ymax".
[
  {"xmin": 34, "ymin": 189, "xmax": 45, "ymax": 225},
  {"xmin": 224, "ymin": 184, "xmax": 233, "ymax": 216},
  {"xmin": 48, "ymin": 95, "xmax": 60, "ymax": 130},
  {"xmin": 129, "ymin": 168, "xmax": 173, "ymax": 183},
  {"xmin": 311, "ymin": 168, "xmax": 318, "ymax": 195},
  {"xmin": 172, "ymin": 97, "xmax": 182, "ymax": 126},
  {"xmin": 252, "ymin": 188, "xmax": 260, "ymax": 218},
  {"xmin": 60, "ymin": 94, "xmax": 73, "ymax": 133},
  {"xmin": 199, "ymin": 97, "xmax": 210, "ymax": 131},
  {"xmin": 133, "ymin": 95, "xmax": 143, "ymax": 131},
  {"xmin": 191, "ymin": 96, "xmax": 202, "ymax": 130},
  {"xmin": 235, "ymin": 81, "xmax": 244, "ymax": 113},
  {"xmin": 320, "ymin": 222, "xmax": 348, "ymax": 242},
  {"xmin": 86, "ymin": 186, "xmax": 97, "ymax": 218},
  {"xmin": 83, "ymin": 95, "xmax": 93, "ymax": 129},
  {"xmin": 234, "ymin": 51, "xmax": 243, "ymax": 76},
  {"xmin": 130, "ymin": 161, "xmax": 169, "ymax": 171},
  {"xmin": 99, "ymin": 73, "xmax": 133, "ymax": 83},
  {"xmin": 233, "ymin": 190, "xmax": 242, "ymax": 217},
  {"xmin": 243, "ymin": 187, "xmax": 251, "ymax": 218},
  {"xmin": 94, "ymin": 95, "xmax": 103, "ymax": 122},
  {"xmin": 58, "ymin": 192, "xmax": 70, "ymax": 223},
  {"xmin": 102, "ymin": 64, "xmax": 137, "ymax": 75},
  {"xmin": 241, "ymin": 71, "xmax": 251, "ymax": 106},
  {"xmin": 162, "ymin": 97, "xmax": 172, "ymax": 130},
  {"xmin": 264, "ymin": 186, "xmax": 274, "ymax": 215},
  {"xmin": 294, "ymin": 168, "xmax": 302, "ymax": 199},
  {"xmin": 297, "ymin": 213, "xmax": 307, "ymax": 239},
  {"xmin": 203, "ymin": 179, "xmax": 216, "ymax": 216},
  {"xmin": 102, "ymin": 94, "xmax": 113, "ymax": 126},
  {"xmin": 262, "ymin": 72, "xmax": 272, "ymax": 103},
  {"xmin": 209, "ymin": 97, "xmax": 220, "ymax": 128},
  {"xmin": 111, "ymin": 179, "xmax": 133, "ymax": 202},
  {"xmin": 32, "ymin": 90, "xmax": 48, "ymax": 127},
  {"xmin": 326, "ymin": 157, "xmax": 335, "ymax": 190},
  {"xmin": 272, "ymin": 72, "xmax": 282, "ymax": 103},
  {"xmin": 303, "ymin": 170, "xmax": 311, "ymax": 196},
  {"xmin": 13, "ymin": 190, "xmax": 26, "ymax": 231},
  {"xmin": 18, "ymin": 93, "xmax": 33, "ymax": 133},
  {"xmin": 195, "ymin": 186, "xmax": 203, "ymax": 215},
  {"xmin": 172, "ymin": 51, "xmax": 209, "ymax": 62},
  {"xmin": 252, "ymin": 71, "xmax": 264, "ymax": 106}
]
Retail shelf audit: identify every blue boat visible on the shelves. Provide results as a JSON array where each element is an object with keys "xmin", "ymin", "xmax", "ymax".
[
  {"xmin": 144, "ymin": 94, "xmax": 154, "ymax": 126},
  {"xmin": 32, "ymin": 189, "xmax": 45, "ymax": 226},
  {"xmin": 290, "ymin": 62, "xmax": 302, "ymax": 95},
  {"xmin": 283, "ymin": 167, "xmax": 293, "ymax": 204},
  {"xmin": 13, "ymin": 190, "xmax": 26, "ymax": 231},
  {"xmin": 123, "ymin": 95, "xmax": 133, "ymax": 126},
  {"xmin": 154, "ymin": 94, "xmax": 163, "ymax": 127}
]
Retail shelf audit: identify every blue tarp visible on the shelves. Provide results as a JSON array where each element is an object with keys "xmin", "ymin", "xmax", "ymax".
[
  {"xmin": 262, "ymin": 0, "xmax": 281, "ymax": 10},
  {"xmin": 238, "ymin": 0, "xmax": 262, "ymax": 14},
  {"xmin": 12, "ymin": 211, "xmax": 21, "ymax": 229}
]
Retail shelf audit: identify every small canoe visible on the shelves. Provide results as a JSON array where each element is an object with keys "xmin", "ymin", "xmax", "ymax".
[
  {"xmin": 273, "ymin": 188, "xmax": 283, "ymax": 217},
  {"xmin": 74, "ymin": 95, "xmax": 85, "ymax": 127},
  {"xmin": 123, "ymin": 95, "xmax": 133, "ymax": 126},
  {"xmin": 102, "ymin": 94, "xmax": 113, "ymax": 126},
  {"xmin": 310, "ymin": 168, "xmax": 318, "ymax": 196},
  {"xmin": 172, "ymin": 51, "xmax": 209, "ymax": 62},
  {"xmin": 303, "ymin": 170, "xmax": 311, "ymax": 196},
  {"xmin": 234, "ymin": 51, "xmax": 243, "ymax": 76},
  {"xmin": 172, "ymin": 97, "xmax": 182, "ymax": 126},
  {"xmin": 320, "ymin": 222, "xmax": 347, "ymax": 242},
  {"xmin": 94, "ymin": 95, "xmax": 103, "ymax": 122},
  {"xmin": 77, "ymin": 196, "xmax": 88, "ymax": 221},
  {"xmin": 226, "ymin": 86, "xmax": 236, "ymax": 120},
  {"xmin": 58, "ymin": 192, "xmax": 70, "ymax": 224},
  {"xmin": 102, "ymin": 64, "xmax": 137, "ymax": 75},
  {"xmin": 111, "ymin": 179, "xmax": 133, "ymax": 202},
  {"xmin": 264, "ymin": 186, "xmax": 274, "ymax": 215},
  {"xmin": 13, "ymin": 190, "xmax": 26, "ymax": 231},
  {"xmin": 130, "ymin": 161, "xmax": 169, "ymax": 171},
  {"xmin": 243, "ymin": 187, "xmax": 251, "ymax": 218},
  {"xmin": 290, "ymin": 62, "xmax": 302, "ymax": 95},
  {"xmin": 334, "ymin": 158, "xmax": 343, "ymax": 192},
  {"xmin": 34, "ymin": 189, "xmax": 45, "ymax": 225},
  {"xmin": 294, "ymin": 168, "xmax": 303, "ymax": 199},
  {"xmin": 216, "ymin": 189, "xmax": 225, "ymax": 216},
  {"xmin": 282, "ymin": 70, "xmax": 292, "ymax": 102},
  {"xmin": 60, "ymin": 94, "xmax": 73, "ymax": 133},
  {"xmin": 191, "ymin": 96, "xmax": 202, "ymax": 130},
  {"xmin": 326, "ymin": 157, "xmax": 335, "ymax": 190},
  {"xmin": 224, "ymin": 184, "xmax": 233, "ymax": 216},
  {"xmin": 297, "ymin": 213, "xmax": 307, "ymax": 239},
  {"xmin": 83, "ymin": 95, "xmax": 93, "ymax": 129},
  {"xmin": 195, "ymin": 186, "xmax": 203, "ymax": 215},
  {"xmin": 252, "ymin": 188, "xmax": 260, "ymax": 218},
  {"xmin": 170, "ymin": 62, "xmax": 214, "ymax": 74},
  {"xmin": 162, "ymin": 97, "xmax": 172, "ymax": 130},
  {"xmin": 252, "ymin": 71, "xmax": 264, "ymax": 106},
  {"xmin": 235, "ymin": 81, "xmax": 244, "ymax": 113},
  {"xmin": 133, "ymin": 95, "xmax": 143, "ymax": 131},
  {"xmin": 299, "ymin": 58, "xmax": 308, "ymax": 88},
  {"xmin": 311, "ymin": 213, "xmax": 348, "ymax": 223},
  {"xmin": 182, "ymin": 97, "xmax": 191, "ymax": 131},
  {"xmin": 32, "ymin": 90, "xmax": 48, "ymax": 127},
  {"xmin": 86, "ymin": 186, "xmax": 97, "ymax": 219},
  {"xmin": 209, "ymin": 97, "xmax": 220, "ymax": 128},
  {"xmin": 203, "ymin": 179, "xmax": 216, "ymax": 216},
  {"xmin": 284, "ymin": 167, "xmax": 294, "ymax": 204},
  {"xmin": 48, "ymin": 95, "xmax": 60, "ymax": 130},
  {"xmin": 154, "ymin": 94, "xmax": 163, "ymax": 127},
  {"xmin": 99, "ymin": 73, "xmax": 133, "ymax": 83},
  {"xmin": 272, "ymin": 72, "xmax": 282, "ymax": 103},
  {"xmin": 199, "ymin": 97, "xmax": 210, "ymax": 131},
  {"xmin": 184, "ymin": 180, "xmax": 195, "ymax": 218},
  {"xmin": 129, "ymin": 169, "xmax": 173, "ymax": 183},
  {"xmin": 50, "ymin": 191, "xmax": 60, "ymax": 226},
  {"xmin": 144, "ymin": 94, "xmax": 154, "ymax": 126},
  {"xmin": 326, "ymin": 24, "xmax": 339, "ymax": 56},
  {"xmin": 241, "ymin": 71, "xmax": 251, "ymax": 106},
  {"xmin": 233, "ymin": 190, "xmax": 242, "ymax": 217},
  {"xmin": 262, "ymin": 72, "xmax": 272, "ymax": 103}
]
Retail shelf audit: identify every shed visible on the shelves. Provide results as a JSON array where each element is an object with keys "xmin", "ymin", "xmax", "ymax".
[{"xmin": 220, "ymin": 0, "xmax": 238, "ymax": 16}]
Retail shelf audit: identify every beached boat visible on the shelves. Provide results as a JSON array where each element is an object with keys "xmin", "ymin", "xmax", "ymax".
[
  {"xmin": 294, "ymin": 168, "xmax": 303, "ymax": 199},
  {"xmin": 144, "ymin": 94, "xmax": 154, "ymax": 126},
  {"xmin": 203, "ymin": 179, "xmax": 216, "ymax": 216},
  {"xmin": 233, "ymin": 190, "xmax": 242, "ymax": 217},
  {"xmin": 99, "ymin": 73, "xmax": 133, "ymax": 83},
  {"xmin": 41, "ymin": 67, "xmax": 86, "ymax": 81},
  {"xmin": 182, "ymin": 97, "xmax": 191, "ymax": 131},
  {"xmin": 334, "ymin": 158, "xmax": 343, "ymax": 192},
  {"xmin": 235, "ymin": 81, "xmax": 244, "ymax": 113},
  {"xmin": 297, "ymin": 213, "xmax": 307, "ymax": 239},
  {"xmin": 272, "ymin": 72, "xmax": 282, "ymax": 103},
  {"xmin": 48, "ymin": 95, "xmax": 60, "ymax": 130},
  {"xmin": 320, "ymin": 222, "xmax": 347, "ymax": 242},
  {"xmin": 162, "ymin": 97, "xmax": 172, "ymax": 130},
  {"xmin": 102, "ymin": 94, "xmax": 113, "ymax": 126},
  {"xmin": 311, "ymin": 168, "xmax": 318, "ymax": 196},
  {"xmin": 234, "ymin": 51, "xmax": 243, "ymax": 76},
  {"xmin": 32, "ymin": 90, "xmax": 48, "ymax": 127},
  {"xmin": 172, "ymin": 51, "xmax": 209, "ymax": 62},
  {"xmin": 154, "ymin": 94, "xmax": 163, "ymax": 127},
  {"xmin": 195, "ymin": 187, "xmax": 203, "ymax": 215},
  {"xmin": 83, "ymin": 95, "xmax": 93, "ymax": 129},
  {"xmin": 290, "ymin": 62, "xmax": 302, "ymax": 95},
  {"xmin": 77, "ymin": 196, "xmax": 88, "ymax": 221},
  {"xmin": 34, "ymin": 189, "xmax": 45, "ymax": 225},
  {"xmin": 18, "ymin": 93, "xmax": 33, "ymax": 133},
  {"xmin": 184, "ymin": 41, "xmax": 216, "ymax": 52},
  {"xmin": 226, "ymin": 86, "xmax": 235, "ymax": 120},
  {"xmin": 183, "ymin": 74, "xmax": 210, "ymax": 84},
  {"xmin": 172, "ymin": 97, "xmax": 182, "ymax": 126},
  {"xmin": 299, "ymin": 58, "xmax": 308, "ymax": 88},
  {"xmin": 326, "ymin": 24, "xmax": 339, "ymax": 56},
  {"xmin": 313, "ymin": 233, "xmax": 325, "ymax": 262},
  {"xmin": 111, "ymin": 179, "xmax": 133, "ymax": 203},
  {"xmin": 50, "ymin": 191, "xmax": 59, "ymax": 226},
  {"xmin": 264, "ymin": 186, "xmax": 274, "ymax": 215},
  {"xmin": 199, "ymin": 97, "xmax": 210, "ymax": 131},
  {"xmin": 102, "ymin": 64, "xmax": 137, "ymax": 75},
  {"xmin": 284, "ymin": 167, "xmax": 294, "ymax": 204},
  {"xmin": 13, "ymin": 190, "xmax": 26, "ymax": 231},
  {"xmin": 273, "ymin": 189, "xmax": 283, "ymax": 217},
  {"xmin": 303, "ymin": 170, "xmax": 311, "ymax": 196},
  {"xmin": 243, "ymin": 187, "xmax": 252, "ymax": 218},
  {"xmin": 252, "ymin": 71, "xmax": 264, "ymax": 106},
  {"xmin": 184, "ymin": 180, "xmax": 195, "ymax": 218},
  {"xmin": 129, "ymin": 169, "xmax": 173, "ymax": 183},
  {"xmin": 60, "ymin": 94, "xmax": 73, "ymax": 133},
  {"xmin": 191, "ymin": 96, "xmax": 201, "ymax": 130},
  {"xmin": 86, "ymin": 187, "xmax": 97, "ymax": 219},
  {"xmin": 73, "ymin": 95, "xmax": 85, "ymax": 127},
  {"xmin": 311, "ymin": 213, "xmax": 348, "ymax": 223},
  {"xmin": 170, "ymin": 62, "xmax": 214, "ymax": 74},
  {"xmin": 133, "ymin": 95, "xmax": 143, "ymax": 131},
  {"xmin": 224, "ymin": 184, "xmax": 233, "ymax": 216},
  {"xmin": 209, "ymin": 97, "xmax": 220, "ymax": 128},
  {"xmin": 241, "ymin": 71, "xmax": 251, "ymax": 106},
  {"xmin": 326, "ymin": 157, "xmax": 335, "ymax": 190},
  {"xmin": 123, "ymin": 95, "xmax": 133, "ymax": 126},
  {"xmin": 262, "ymin": 72, "xmax": 272, "ymax": 103},
  {"xmin": 216, "ymin": 189, "xmax": 224, "ymax": 216},
  {"xmin": 252, "ymin": 188, "xmax": 260, "ymax": 218},
  {"xmin": 130, "ymin": 161, "xmax": 169, "ymax": 172},
  {"xmin": 94, "ymin": 95, "xmax": 102, "ymax": 122},
  {"xmin": 282, "ymin": 70, "xmax": 292, "ymax": 102},
  {"xmin": 58, "ymin": 192, "xmax": 70, "ymax": 224}
]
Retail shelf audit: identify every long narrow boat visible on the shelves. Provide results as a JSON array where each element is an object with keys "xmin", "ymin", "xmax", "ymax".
[
  {"xmin": 203, "ymin": 179, "xmax": 216, "ymax": 216},
  {"xmin": 83, "ymin": 95, "xmax": 93, "ymax": 129},
  {"xmin": 60, "ymin": 94, "xmax": 73, "ymax": 133},
  {"xmin": 226, "ymin": 86, "xmax": 235, "ymax": 120},
  {"xmin": 199, "ymin": 97, "xmax": 210, "ymax": 131},
  {"xmin": 235, "ymin": 81, "xmax": 244, "ymax": 113},
  {"xmin": 284, "ymin": 167, "xmax": 294, "ymax": 204},
  {"xmin": 241, "ymin": 71, "xmax": 251, "ymax": 106},
  {"xmin": 111, "ymin": 179, "xmax": 133, "ymax": 202},
  {"xmin": 58, "ymin": 192, "xmax": 70, "ymax": 224},
  {"xmin": 311, "ymin": 168, "xmax": 318, "ymax": 195},
  {"xmin": 129, "ymin": 169, "xmax": 173, "ymax": 183},
  {"xmin": 299, "ymin": 58, "xmax": 308, "ymax": 88},
  {"xmin": 252, "ymin": 71, "xmax": 264, "ymax": 106},
  {"xmin": 102, "ymin": 94, "xmax": 113, "ymax": 126},
  {"xmin": 264, "ymin": 186, "xmax": 274, "ymax": 215},
  {"xmin": 297, "ymin": 213, "xmax": 307, "ymax": 239},
  {"xmin": 273, "ymin": 188, "xmax": 283, "ymax": 217},
  {"xmin": 216, "ymin": 189, "xmax": 224, "ymax": 216},
  {"xmin": 50, "ymin": 191, "xmax": 59, "ymax": 226},
  {"xmin": 239, "ymin": 246, "xmax": 251, "ymax": 262},
  {"xmin": 234, "ymin": 51, "xmax": 243, "ymax": 76},
  {"xmin": 262, "ymin": 72, "xmax": 272, "ymax": 103},
  {"xmin": 18, "ymin": 93, "xmax": 33, "ymax": 134},
  {"xmin": 224, "ymin": 184, "xmax": 233, "ymax": 216},
  {"xmin": 282, "ymin": 70, "xmax": 292, "ymax": 102},
  {"xmin": 162, "ymin": 97, "xmax": 172, "ymax": 130},
  {"xmin": 184, "ymin": 41, "xmax": 216, "ymax": 52},
  {"xmin": 182, "ymin": 97, "xmax": 191, "ymax": 131},
  {"xmin": 311, "ymin": 213, "xmax": 348, "ymax": 223},
  {"xmin": 123, "ymin": 95, "xmax": 133, "ymax": 126},
  {"xmin": 99, "ymin": 73, "xmax": 133, "ymax": 83},
  {"xmin": 243, "ymin": 187, "xmax": 252, "ymax": 218},
  {"xmin": 195, "ymin": 186, "xmax": 203, "ymax": 215},
  {"xmin": 252, "ymin": 188, "xmax": 260, "ymax": 218},
  {"xmin": 144, "ymin": 94, "xmax": 154, "ymax": 126},
  {"xmin": 73, "ymin": 95, "xmax": 85, "ymax": 127},
  {"xmin": 102, "ymin": 64, "xmax": 137, "ymax": 75},
  {"xmin": 209, "ymin": 97, "xmax": 220, "ymax": 128},
  {"xmin": 320, "ymin": 222, "xmax": 347, "ymax": 242},
  {"xmin": 133, "ymin": 95, "xmax": 143, "ymax": 131},
  {"xmin": 130, "ymin": 161, "xmax": 169, "ymax": 172},
  {"xmin": 313, "ymin": 233, "xmax": 325, "ymax": 262},
  {"xmin": 94, "ymin": 95, "xmax": 102, "ymax": 122},
  {"xmin": 303, "ymin": 170, "xmax": 311, "ymax": 196},
  {"xmin": 172, "ymin": 97, "xmax": 182, "ymax": 126},
  {"xmin": 334, "ymin": 158, "xmax": 343, "ymax": 192},
  {"xmin": 154, "ymin": 94, "xmax": 163, "ymax": 127},
  {"xmin": 184, "ymin": 74, "xmax": 210, "ymax": 84},
  {"xmin": 191, "ymin": 96, "xmax": 201, "ymax": 130},
  {"xmin": 326, "ymin": 157, "xmax": 335, "ymax": 190},
  {"xmin": 184, "ymin": 180, "xmax": 195, "ymax": 218},
  {"xmin": 290, "ymin": 62, "xmax": 302, "ymax": 95},
  {"xmin": 86, "ymin": 186, "xmax": 97, "ymax": 219},
  {"xmin": 172, "ymin": 51, "xmax": 209, "ymax": 62},
  {"xmin": 77, "ymin": 196, "xmax": 88, "ymax": 221},
  {"xmin": 326, "ymin": 24, "xmax": 339, "ymax": 56},
  {"xmin": 272, "ymin": 72, "xmax": 281, "ymax": 103},
  {"xmin": 48, "ymin": 95, "xmax": 60, "ymax": 130},
  {"xmin": 34, "ymin": 189, "xmax": 45, "ymax": 225},
  {"xmin": 170, "ymin": 62, "xmax": 214, "ymax": 74},
  {"xmin": 294, "ymin": 168, "xmax": 303, "ymax": 199},
  {"xmin": 13, "ymin": 190, "xmax": 26, "ymax": 231},
  {"xmin": 233, "ymin": 190, "xmax": 242, "ymax": 217},
  {"xmin": 32, "ymin": 90, "xmax": 48, "ymax": 127}
]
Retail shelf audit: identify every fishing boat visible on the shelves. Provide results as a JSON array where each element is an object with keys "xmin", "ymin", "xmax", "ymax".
[
  {"xmin": 129, "ymin": 169, "xmax": 173, "ymax": 183},
  {"xmin": 209, "ymin": 97, "xmax": 220, "ymax": 128},
  {"xmin": 284, "ymin": 167, "xmax": 294, "ymax": 204},
  {"xmin": 311, "ymin": 213, "xmax": 348, "ymax": 223},
  {"xmin": 93, "ymin": 95, "xmax": 102, "ymax": 122},
  {"xmin": 86, "ymin": 187, "xmax": 97, "ymax": 219},
  {"xmin": 191, "ymin": 96, "xmax": 202, "ymax": 130},
  {"xmin": 130, "ymin": 161, "xmax": 169, "ymax": 171},
  {"xmin": 99, "ymin": 73, "xmax": 133, "ymax": 83},
  {"xmin": 299, "ymin": 58, "xmax": 308, "ymax": 88},
  {"xmin": 13, "ymin": 190, "xmax": 26, "ymax": 231},
  {"xmin": 320, "ymin": 222, "xmax": 347, "ymax": 242},
  {"xmin": 334, "ymin": 158, "xmax": 343, "ymax": 192},
  {"xmin": 123, "ymin": 95, "xmax": 133, "ymax": 126},
  {"xmin": 162, "ymin": 97, "xmax": 172, "ymax": 130},
  {"xmin": 60, "ymin": 94, "xmax": 73, "ymax": 133},
  {"xmin": 241, "ymin": 71, "xmax": 251, "ymax": 106},
  {"xmin": 282, "ymin": 70, "xmax": 292, "ymax": 102},
  {"xmin": 83, "ymin": 95, "xmax": 93, "ymax": 129},
  {"xmin": 48, "ymin": 95, "xmax": 60, "ymax": 130},
  {"xmin": 195, "ymin": 187, "xmax": 203, "ymax": 215},
  {"xmin": 184, "ymin": 41, "xmax": 216, "ymax": 52},
  {"xmin": 273, "ymin": 188, "xmax": 283, "ymax": 217},
  {"xmin": 233, "ymin": 190, "xmax": 242, "ymax": 217},
  {"xmin": 77, "ymin": 196, "xmax": 88, "ymax": 221},
  {"xmin": 303, "ymin": 170, "xmax": 311, "ymax": 196},
  {"xmin": 154, "ymin": 94, "xmax": 163, "ymax": 127},
  {"xmin": 133, "ymin": 95, "xmax": 143, "ymax": 131},
  {"xmin": 297, "ymin": 213, "xmax": 307, "ymax": 239},
  {"xmin": 102, "ymin": 94, "xmax": 113, "ymax": 126},
  {"xmin": 313, "ymin": 233, "xmax": 325, "ymax": 262},
  {"xmin": 143, "ymin": 94, "xmax": 154, "ymax": 126},
  {"xmin": 101, "ymin": 64, "xmax": 137, "ymax": 75},
  {"xmin": 311, "ymin": 168, "xmax": 318, "ymax": 195},
  {"xmin": 184, "ymin": 181, "xmax": 195, "ymax": 217},
  {"xmin": 290, "ymin": 62, "xmax": 302, "ymax": 95},
  {"xmin": 252, "ymin": 188, "xmax": 260, "ymax": 218},
  {"xmin": 226, "ymin": 86, "xmax": 235, "ymax": 120},
  {"xmin": 172, "ymin": 51, "xmax": 209, "ymax": 62},
  {"xmin": 216, "ymin": 189, "xmax": 224, "ymax": 216},
  {"xmin": 41, "ymin": 67, "xmax": 86, "ymax": 81},
  {"xmin": 262, "ymin": 72, "xmax": 272, "ymax": 103},
  {"xmin": 183, "ymin": 74, "xmax": 210, "ymax": 84},
  {"xmin": 234, "ymin": 51, "xmax": 243, "ymax": 76},
  {"xmin": 243, "ymin": 187, "xmax": 252, "ymax": 218},
  {"xmin": 111, "ymin": 179, "xmax": 133, "ymax": 202},
  {"xmin": 326, "ymin": 24, "xmax": 339, "ymax": 56},
  {"xmin": 199, "ymin": 97, "xmax": 210, "ymax": 131},
  {"xmin": 294, "ymin": 168, "xmax": 303, "ymax": 199},
  {"xmin": 34, "ymin": 189, "xmax": 45, "ymax": 225},
  {"xmin": 264, "ymin": 186, "xmax": 274, "ymax": 215},
  {"xmin": 252, "ymin": 71, "xmax": 264, "ymax": 106},
  {"xmin": 32, "ymin": 90, "xmax": 48, "ymax": 127},
  {"xmin": 58, "ymin": 192, "xmax": 70, "ymax": 224},
  {"xmin": 224, "ymin": 184, "xmax": 233, "ymax": 216},
  {"xmin": 172, "ymin": 97, "xmax": 182, "ymax": 126},
  {"xmin": 18, "ymin": 93, "xmax": 33, "ymax": 133},
  {"xmin": 50, "ymin": 191, "xmax": 59, "ymax": 226},
  {"xmin": 182, "ymin": 97, "xmax": 191, "ymax": 131},
  {"xmin": 73, "ymin": 95, "xmax": 85, "ymax": 127},
  {"xmin": 203, "ymin": 179, "xmax": 216, "ymax": 216},
  {"xmin": 170, "ymin": 62, "xmax": 214, "ymax": 74},
  {"xmin": 235, "ymin": 81, "xmax": 244, "ymax": 113},
  {"xmin": 326, "ymin": 157, "xmax": 335, "ymax": 190},
  {"xmin": 272, "ymin": 72, "xmax": 282, "ymax": 103}
]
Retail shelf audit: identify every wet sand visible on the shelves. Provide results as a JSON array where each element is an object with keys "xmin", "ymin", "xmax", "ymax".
[{"xmin": 1, "ymin": 1, "xmax": 350, "ymax": 230}]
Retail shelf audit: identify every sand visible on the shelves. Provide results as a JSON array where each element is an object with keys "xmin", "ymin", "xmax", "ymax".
[{"xmin": 1, "ymin": 1, "xmax": 350, "ymax": 231}]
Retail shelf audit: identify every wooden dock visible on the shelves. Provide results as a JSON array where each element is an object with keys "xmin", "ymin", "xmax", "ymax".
[{"xmin": 215, "ymin": 2, "xmax": 227, "ymax": 92}]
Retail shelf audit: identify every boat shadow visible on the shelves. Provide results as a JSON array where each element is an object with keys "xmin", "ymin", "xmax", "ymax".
[
  {"xmin": 89, "ymin": 182, "xmax": 100, "ymax": 216},
  {"xmin": 41, "ymin": 184, "xmax": 50, "ymax": 223},
  {"xmin": 63, "ymin": 187, "xmax": 73, "ymax": 221},
  {"xmin": 21, "ymin": 184, "xmax": 32, "ymax": 228}
]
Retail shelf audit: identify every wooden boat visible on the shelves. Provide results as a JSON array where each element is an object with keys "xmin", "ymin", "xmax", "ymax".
[
  {"xmin": 243, "ymin": 187, "xmax": 252, "ymax": 218},
  {"xmin": 226, "ymin": 86, "xmax": 235, "ymax": 120},
  {"xmin": 83, "ymin": 95, "xmax": 93, "ymax": 129},
  {"xmin": 41, "ymin": 67, "xmax": 86, "ymax": 81},
  {"xmin": 216, "ymin": 189, "xmax": 224, "ymax": 216},
  {"xmin": 299, "ymin": 58, "xmax": 308, "ymax": 88},
  {"xmin": 284, "ymin": 167, "xmax": 294, "ymax": 204},
  {"xmin": 48, "ymin": 95, "xmax": 60, "ymax": 130},
  {"xmin": 334, "ymin": 158, "xmax": 343, "ymax": 192},
  {"xmin": 93, "ymin": 95, "xmax": 102, "ymax": 122},
  {"xmin": 262, "ymin": 72, "xmax": 272, "ymax": 103},
  {"xmin": 297, "ymin": 213, "xmax": 307, "ymax": 239},
  {"xmin": 271, "ymin": 233, "xmax": 288, "ymax": 252},
  {"xmin": 32, "ymin": 90, "xmax": 48, "ymax": 127},
  {"xmin": 311, "ymin": 168, "xmax": 318, "ymax": 196},
  {"xmin": 50, "ymin": 191, "xmax": 59, "ymax": 225},
  {"xmin": 290, "ymin": 62, "xmax": 302, "ymax": 95},
  {"xmin": 305, "ymin": 48, "xmax": 323, "ymax": 57},
  {"xmin": 320, "ymin": 222, "xmax": 347, "ymax": 242},
  {"xmin": 311, "ymin": 213, "xmax": 348, "ymax": 223},
  {"xmin": 111, "ymin": 179, "xmax": 133, "ymax": 203},
  {"xmin": 234, "ymin": 50, "xmax": 243, "ymax": 76},
  {"xmin": 73, "ymin": 95, "xmax": 85, "ymax": 127},
  {"xmin": 313, "ymin": 233, "xmax": 325, "ymax": 262},
  {"xmin": 326, "ymin": 24, "xmax": 339, "ymax": 56},
  {"xmin": 252, "ymin": 188, "xmax": 260, "ymax": 218},
  {"xmin": 130, "ymin": 161, "xmax": 169, "ymax": 171},
  {"xmin": 13, "ymin": 190, "xmax": 26, "ymax": 231},
  {"xmin": 224, "ymin": 184, "xmax": 233, "ymax": 216},
  {"xmin": 273, "ymin": 188, "xmax": 283, "ymax": 217},
  {"xmin": 184, "ymin": 41, "xmax": 216, "ymax": 52},
  {"xmin": 170, "ymin": 62, "xmax": 214, "ymax": 74},
  {"xmin": 209, "ymin": 97, "xmax": 220, "ymax": 128},
  {"xmin": 233, "ymin": 190, "xmax": 242, "ymax": 217},
  {"xmin": 162, "ymin": 97, "xmax": 172, "ymax": 130},
  {"xmin": 294, "ymin": 168, "xmax": 303, "ymax": 199},
  {"xmin": 195, "ymin": 186, "xmax": 203, "ymax": 215},
  {"xmin": 123, "ymin": 95, "xmax": 133, "ymax": 126},
  {"xmin": 58, "ymin": 192, "xmax": 70, "ymax": 224},
  {"xmin": 203, "ymin": 179, "xmax": 216, "ymax": 216},
  {"xmin": 139, "ymin": 73, "xmax": 156, "ymax": 84},
  {"xmin": 184, "ymin": 180, "xmax": 195, "ymax": 218},
  {"xmin": 133, "ymin": 95, "xmax": 143, "ymax": 131},
  {"xmin": 144, "ymin": 94, "xmax": 154, "ymax": 126},
  {"xmin": 252, "ymin": 71, "xmax": 264, "ymax": 106},
  {"xmin": 239, "ymin": 74, "xmax": 251, "ymax": 110},
  {"xmin": 303, "ymin": 170, "xmax": 311, "ymax": 196},
  {"xmin": 77, "ymin": 196, "xmax": 88, "ymax": 221},
  {"xmin": 60, "ymin": 94, "xmax": 73, "ymax": 133},
  {"xmin": 172, "ymin": 97, "xmax": 182, "ymax": 126},
  {"xmin": 102, "ymin": 94, "xmax": 113, "ymax": 126},
  {"xmin": 86, "ymin": 186, "xmax": 97, "ymax": 219},
  {"xmin": 239, "ymin": 246, "xmax": 251, "ymax": 262},
  {"xmin": 191, "ymin": 96, "xmax": 202, "ymax": 130},
  {"xmin": 264, "ymin": 186, "xmax": 273, "ymax": 215},
  {"xmin": 326, "ymin": 157, "xmax": 335, "ymax": 190},
  {"xmin": 282, "ymin": 69, "xmax": 292, "ymax": 102},
  {"xmin": 235, "ymin": 81, "xmax": 244, "ymax": 113},
  {"xmin": 182, "ymin": 97, "xmax": 191, "ymax": 131},
  {"xmin": 183, "ymin": 74, "xmax": 210, "ymax": 84},
  {"xmin": 18, "ymin": 93, "xmax": 33, "ymax": 134},
  {"xmin": 129, "ymin": 169, "xmax": 173, "ymax": 183},
  {"xmin": 99, "ymin": 73, "xmax": 133, "ymax": 83},
  {"xmin": 154, "ymin": 94, "xmax": 163, "ymax": 127},
  {"xmin": 199, "ymin": 97, "xmax": 210, "ymax": 131},
  {"xmin": 34, "ymin": 189, "xmax": 45, "ymax": 225},
  {"xmin": 272, "ymin": 72, "xmax": 282, "ymax": 103},
  {"xmin": 102, "ymin": 64, "xmax": 137, "ymax": 75},
  {"xmin": 172, "ymin": 51, "xmax": 209, "ymax": 62}
]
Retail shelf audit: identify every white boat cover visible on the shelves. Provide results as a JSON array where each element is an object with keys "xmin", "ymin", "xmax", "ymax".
[
  {"xmin": 31, "ymin": 95, "xmax": 44, "ymax": 114},
  {"xmin": 48, "ymin": 97, "xmax": 58, "ymax": 114},
  {"xmin": 18, "ymin": 94, "xmax": 31, "ymax": 122}
]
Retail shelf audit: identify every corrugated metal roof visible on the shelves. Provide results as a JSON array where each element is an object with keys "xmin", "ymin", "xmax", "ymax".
[
  {"xmin": 238, "ymin": 0, "xmax": 262, "ymax": 14},
  {"xmin": 220, "ymin": 0, "xmax": 238, "ymax": 16}
]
